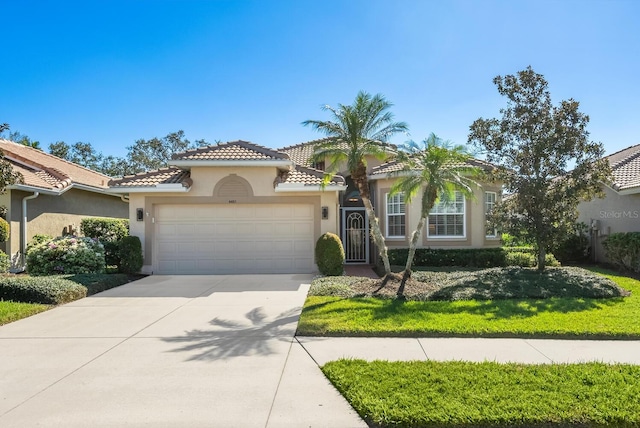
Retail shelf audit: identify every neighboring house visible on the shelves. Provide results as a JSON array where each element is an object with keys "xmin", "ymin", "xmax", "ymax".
[
  {"xmin": 110, "ymin": 140, "xmax": 501, "ymax": 275},
  {"xmin": 577, "ymin": 143, "xmax": 640, "ymax": 262},
  {"xmin": 0, "ymin": 139, "xmax": 128, "ymax": 268}
]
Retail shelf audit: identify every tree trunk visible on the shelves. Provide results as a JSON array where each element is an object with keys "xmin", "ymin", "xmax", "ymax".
[
  {"xmin": 537, "ymin": 245, "xmax": 546, "ymax": 272},
  {"xmin": 404, "ymin": 216, "xmax": 426, "ymax": 277},
  {"xmin": 361, "ymin": 195, "xmax": 391, "ymax": 274}
]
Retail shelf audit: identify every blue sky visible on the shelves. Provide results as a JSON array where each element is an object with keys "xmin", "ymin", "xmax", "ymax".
[{"xmin": 1, "ymin": 0, "xmax": 638, "ymax": 158}]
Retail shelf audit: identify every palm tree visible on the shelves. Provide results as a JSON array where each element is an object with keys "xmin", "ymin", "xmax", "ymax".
[
  {"xmin": 389, "ymin": 134, "xmax": 481, "ymax": 280},
  {"xmin": 302, "ymin": 91, "xmax": 408, "ymax": 275}
]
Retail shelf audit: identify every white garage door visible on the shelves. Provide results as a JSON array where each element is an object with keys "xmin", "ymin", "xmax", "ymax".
[{"xmin": 154, "ymin": 204, "xmax": 315, "ymax": 274}]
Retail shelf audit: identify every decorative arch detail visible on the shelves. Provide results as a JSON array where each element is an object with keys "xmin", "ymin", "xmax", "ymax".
[{"xmin": 213, "ymin": 174, "xmax": 254, "ymax": 197}]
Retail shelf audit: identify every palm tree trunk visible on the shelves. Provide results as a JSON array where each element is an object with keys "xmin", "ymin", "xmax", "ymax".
[
  {"xmin": 361, "ymin": 195, "xmax": 391, "ymax": 275},
  {"xmin": 404, "ymin": 216, "xmax": 426, "ymax": 276}
]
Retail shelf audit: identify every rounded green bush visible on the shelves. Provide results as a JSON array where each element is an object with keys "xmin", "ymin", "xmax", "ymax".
[
  {"xmin": 315, "ymin": 232, "xmax": 345, "ymax": 276},
  {"xmin": 506, "ymin": 251, "xmax": 535, "ymax": 267},
  {"xmin": 0, "ymin": 218, "xmax": 9, "ymax": 242},
  {"xmin": 117, "ymin": 236, "xmax": 143, "ymax": 273},
  {"xmin": 26, "ymin": 236, "xmax": 106, "ymax": 276}
]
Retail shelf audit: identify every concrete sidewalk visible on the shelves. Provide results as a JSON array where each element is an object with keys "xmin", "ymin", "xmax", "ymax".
[{"xmin": 298, "ymin": 336, "xmax": 640, "ymax": 365}]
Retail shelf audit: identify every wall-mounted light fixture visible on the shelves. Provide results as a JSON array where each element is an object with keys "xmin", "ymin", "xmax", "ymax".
[
  {"xmin": 321, "ymin": 206, "xmax": 329, "ymax": 220},
  {"xmin": 136, "ymin": 208, "xmax": 144, "ymax": 221}
]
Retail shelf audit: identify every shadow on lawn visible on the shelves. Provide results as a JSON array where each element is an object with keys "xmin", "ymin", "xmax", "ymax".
[
  {"xmin": 162, "ymin": 307, "xmax": 300, "ymax": 361},
  {"xmin": 302, "ymin": 294, "xmax": 623, "ymax": 321}
]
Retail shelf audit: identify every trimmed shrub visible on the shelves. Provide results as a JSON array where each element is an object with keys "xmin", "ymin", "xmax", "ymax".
[
  {"xmin": 0, "ymin": 218, "xmax": 9, "ymax": 242},
  {"xmin": 0, "ymin": 250, "xmax": 9, "ymax": 273},
  {"xmin": 80, "ymin": 218, "xmax": 129, "ymax": 266},
  {"xmin": 117, "ymin": 236, "xmax": 143, "ymax": 273},
  {"xmin": 545, "ymin": 253, "xmax": 561, "ymax": 267},
  {"xmin": 553, "ymin": 223, "xmax": 590, "ymax": 263},
  {"xmin": 315, "ymin": 233, "xmax": 345, "ymax": 276},
  {"xmin": 26, "ymin": 236, "xmax": 105, "ymax": 276},
  {"xmin": 0, "ymin": 276, "xmax": 87, "ymax": 304},
  {"xmin": 389, "ymin": 248, "xmax": 508, "ymax": 268},
  {"xmin": 506, "ymin": 251, "xmax": 536, "ymax": 267},
  {"xmin": 603, "ymin": 232, "xmax": 640, "ymax": 272}
]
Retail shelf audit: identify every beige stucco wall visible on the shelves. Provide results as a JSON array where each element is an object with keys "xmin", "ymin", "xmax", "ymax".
[
  {"xmin": 577, "ymin": 185, "xmax": 640, "ymax": 262},
  {"xmin": 6, "ymin": 188, "xmax": 128, "ymax": 263},
  {"xmin": 126, "ymin": 166, "xmax": 341, "ymax": 273},
  {"xmin": 372, "ymin": 178, "xmax": 502, "ymax": 249}
]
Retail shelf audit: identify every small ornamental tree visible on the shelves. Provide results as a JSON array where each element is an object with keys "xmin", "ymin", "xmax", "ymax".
[{"xmin": 469, "ymin": 67, "xmax": 611, "ymax": 271}]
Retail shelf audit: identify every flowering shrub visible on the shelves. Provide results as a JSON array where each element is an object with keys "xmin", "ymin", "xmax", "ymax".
[{"xmin": 26, "ymin": 236, "xmax": 106, "ymax": 276}]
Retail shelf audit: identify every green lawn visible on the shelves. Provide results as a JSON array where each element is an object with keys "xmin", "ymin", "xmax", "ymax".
[
  {"xmin": 322, "ymin": 359, "xmax": 640, "ymax": 427},
  {"xmin": 297, "ymin": 267, "xmax": 640, "ymax": 338},
  {"xmin": 0, "ymin": 301, "xmax": 50, "ymax": 325}
]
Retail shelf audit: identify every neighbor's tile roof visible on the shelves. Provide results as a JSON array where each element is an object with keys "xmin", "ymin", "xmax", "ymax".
[
  {"xmin": 173, "ymin": 140, "xmax": 289, "ymax": 161},
  {"xmin": 371, "ymin": 158, "xmax": 496, "ymax": 176},
  {"xmin": 109, "ymin": 167, "xmax": 192, "ymax": 188},
  {"xmin": 0, "ymin": 139, "xmax": 112, "ymax": 191},
  {"xmin": 606, "ymin": 143, "xmax": 640, "ymax": 191}
]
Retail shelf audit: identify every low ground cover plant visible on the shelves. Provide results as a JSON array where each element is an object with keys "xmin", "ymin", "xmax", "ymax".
[
  {"xmin": 298, "ymin": 267, "xmax": 640, "ymax": 338},
  {"xmin": 309, "ymin": 267, "xmax": 627, "ymax": 301},
  {"xmin": 323, "ymin": 359, "xmax": 640, "ymax": 427}
]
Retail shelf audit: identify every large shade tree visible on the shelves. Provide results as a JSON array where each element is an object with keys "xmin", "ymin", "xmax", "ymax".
[
  {"xmin": 303, "ymin": 91, "xmax": 408, "ymax": 274},
  {"xmin": 468, "ymin": 66, "xmax": 611, "ymax": 271},
  {"xmin": 389, "ymin": 134, "xmax": 480, "ymax": 280}
]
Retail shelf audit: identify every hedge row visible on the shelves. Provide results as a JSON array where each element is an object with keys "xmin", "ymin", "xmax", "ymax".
[
  {"xmin": 0, "ymin": 276, "xmax": 87, "ymax": 305},
  {"xmin": 388, "ymin": 247, "xmax": 558, "ymax": 268},
  {"xmin": 603, "ymin": 232, "xmax": 640, "ymax": 272}
]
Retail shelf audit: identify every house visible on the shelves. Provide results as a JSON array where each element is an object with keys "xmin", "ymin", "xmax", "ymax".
[
  {"xmin": 577, "ymin": 143, "xmax": 640, "ymax": 262},
  {"xmin": 0, "ymin": 139, "xmax": 128, "ymax": 268},
  {"xmin": 110, "ymin": 140, "xmax": 501, "ymax": 275}
]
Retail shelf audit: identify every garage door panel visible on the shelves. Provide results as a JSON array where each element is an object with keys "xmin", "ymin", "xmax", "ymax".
[{"xmin": 154, "ymin": 204, "xmax": 315, "ymax": 274}]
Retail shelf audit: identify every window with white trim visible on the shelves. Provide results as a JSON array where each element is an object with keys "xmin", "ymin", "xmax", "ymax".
[
  {"xmin": 385, "ymin": 193, "xmax": 405, "ymax": 238},
  {"xmin": 428, "ymin": 191, "xmax": 465, "ymax": 237},
  {"xmin": 485, "ymin": 191, "xmax": 497, "ymax": 237}
]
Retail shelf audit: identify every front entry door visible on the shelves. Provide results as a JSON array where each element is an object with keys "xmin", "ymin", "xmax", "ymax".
[{"xmin": 341, "ymin": 208, "xmax": 369, "ymax": 264}]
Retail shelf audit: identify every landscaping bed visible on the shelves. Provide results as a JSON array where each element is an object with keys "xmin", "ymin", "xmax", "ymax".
[
  {"xmin": 322, "ymin": 359, "xmax": 640, "ymax": 427},
  {"xmin": 298, "ymin": 267, "xmax": 640, "ymax": 338}
]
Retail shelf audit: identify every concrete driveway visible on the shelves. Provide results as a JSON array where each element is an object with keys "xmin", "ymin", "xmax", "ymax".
[{"xmin": 0, "ymin": 275, "xmax": 364, "ymax": 428}]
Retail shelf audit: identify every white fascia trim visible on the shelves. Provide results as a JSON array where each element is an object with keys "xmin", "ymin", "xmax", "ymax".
[
  {"xmin": 73, "ymin": 183, "xmax": 126, "ymax": 197},
  {"xmin": 617, "ymin": 187, "xmax": 640, "ymax": 195},
  {"xmin": 170, "ymin": 160, "xmax": 293, "ymax": 168},
  {"xmin": 108, "ymin": 186, "xmax": 192, "ymax": 193},
  {"xmin": 7, "ymin": 184, "xmax": 65, "ymax": 196},
  {"xmin": 275, "ymin": 184, "xmax": 347, "ymax": 192},
  {"xmin": 368, "ymin": 171, "xmax": 413, "ymax": 181}
]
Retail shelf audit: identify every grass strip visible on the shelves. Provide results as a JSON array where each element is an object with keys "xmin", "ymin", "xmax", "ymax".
[
  {"xmin": 0, "ymin": 301, "xmax": 50, "ymax": 325},
  {"xmin": 297, "ymin": 267, "xmax": 640, "ymax": 338},
  {"xmin": 323, "ymin": 359, "xmax": 640, "ymax": 427}
]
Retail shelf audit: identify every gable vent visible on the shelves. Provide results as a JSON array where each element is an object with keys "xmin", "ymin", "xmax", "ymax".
[{"xmin": 214, "ymin": 174, "xmax": 253, "ymax": 197}]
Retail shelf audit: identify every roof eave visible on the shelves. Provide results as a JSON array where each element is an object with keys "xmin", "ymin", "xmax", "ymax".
[
  {"xmin": 275, "ymin": 184, "xmax": 347, "ymax": 193},
  {"xmin": 108, "ymin": 185, "xmax": 192, "ymax": 193},
  {"xmin": 170, "ymin": 160, "xmax": 293, "ymax": 168},
  {"xmin": 617, "ymin": 186, "xmax": 640, "ymax": 195}
]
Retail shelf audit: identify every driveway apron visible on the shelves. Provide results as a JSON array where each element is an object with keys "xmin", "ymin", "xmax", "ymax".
[{"xmin": 0, "ymin": 275, "xmax": 364, "ymax": 428}]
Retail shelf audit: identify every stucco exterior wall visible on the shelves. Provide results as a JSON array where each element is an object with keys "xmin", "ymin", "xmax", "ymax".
[
  {"xmin": 372, "ymin": 178, "xmax": 502, "ymax": 249},
  {"xmin": 126, "ymin": 167, "xmax": 341, "ymax": 273},
  {"xmin": 577, "ymin": 186, "xmax": 640, "ymax": 262},
  {"xmin": 6, "ymin": 188, "xmax": 128, "ymax": 262}
]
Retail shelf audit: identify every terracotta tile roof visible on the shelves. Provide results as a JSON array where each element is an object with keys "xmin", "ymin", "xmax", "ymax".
[
  {"xmin": 371, "ymin": 158, "xmax": 495, "ymax": 176},
  {"xmin": 278, "ymin": 139, "xmax": 332, "ymax": 167},
  {"xmin": 0, "ymin": 139, "xmax": 111, "ymax": 191},
  {"xmin": 606, "ymin": 143, "xmax": 640, "ymax": 191},
  {"xmin": 109, "ymin": 167, "xmax": 191, "ymax": 188},
  {"xmin": 173, "ymin": 140, "xmax": 289, "ymax": 161},
  {"xmin": 276, "ymin": 165, "xmax": 345, "ymax": 186}
]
